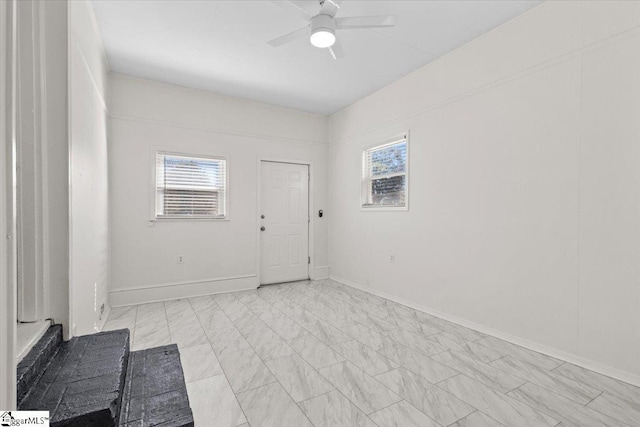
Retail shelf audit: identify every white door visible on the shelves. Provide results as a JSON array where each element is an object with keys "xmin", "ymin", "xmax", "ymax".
[{"xmin": 260, "ymin": 161, "xmax": 309, "ymax": 285}]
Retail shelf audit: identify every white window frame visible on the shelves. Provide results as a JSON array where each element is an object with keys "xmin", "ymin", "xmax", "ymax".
[
  {"xmin": 153, "ymin": 151, "xmax": 229, "ymax": 220},
  {"xmin": 361, "ymin": 132, "xmax": 410, "ymax": 212}
]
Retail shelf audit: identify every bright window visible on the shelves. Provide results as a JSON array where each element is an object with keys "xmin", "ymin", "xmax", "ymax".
[
  {"xmin": 155, "ymin": 152, "xmax": 227, "ymax": 219},
  {"xmin": 361, "ymin": 135, "xmax": 408, "ymax": 209}
]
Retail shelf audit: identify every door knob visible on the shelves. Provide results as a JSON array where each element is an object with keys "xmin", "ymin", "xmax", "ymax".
[{"xmin": 260, "ymin": 226, "xmax": 266, "ymax": 231}]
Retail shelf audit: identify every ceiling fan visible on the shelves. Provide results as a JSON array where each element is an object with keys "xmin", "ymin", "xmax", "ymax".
[{"xmin": 268, "ymin": 0, "xmax": 396, "ymax": 59}]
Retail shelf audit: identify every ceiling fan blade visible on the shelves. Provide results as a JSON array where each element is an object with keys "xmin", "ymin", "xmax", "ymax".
[
  {"xmin": 336, "ymin": 15, "xmax": 396, "ymax": 30},
  {"xmin": 271, "ymin": 1, "xmax": 320, "ymax": 19},
  {"xmin": 267, "ymin": 26, "xmax": 309, "ymax": 47},
  {"xmin": 271, "ymin": 0, "xmax": 317, "ymax": 21},
  {"xmin": 319, "ymin": 0, "xmax": 343, "ymax": 18},
  {"xmin": 327, "ymin": 41, "xmax": 345, "ymax": 59}
]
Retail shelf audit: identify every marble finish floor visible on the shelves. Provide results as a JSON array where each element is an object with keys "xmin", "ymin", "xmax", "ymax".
[{"xmin": 104, "ymin": 279, "xmax": 640, "ymax": 427}]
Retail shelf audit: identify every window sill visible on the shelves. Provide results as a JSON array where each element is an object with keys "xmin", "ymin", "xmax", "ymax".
[
  {"xmin": 360, "ymin": 206, "xmax": 408, "ymax": 212},
  {"xmin": 150, "ymin": 217, "xmax": 230, "ymax": 222}
]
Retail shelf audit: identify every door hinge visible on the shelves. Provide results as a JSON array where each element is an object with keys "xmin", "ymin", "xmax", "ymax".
[{"xmin": 308, "ymin": 256, "xmax": 311, "ymax": 264}]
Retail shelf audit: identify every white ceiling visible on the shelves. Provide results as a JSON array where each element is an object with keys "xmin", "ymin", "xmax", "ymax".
[{"xmin": 91, "ymin": 0, "xmax": 541, "ymax": 115}]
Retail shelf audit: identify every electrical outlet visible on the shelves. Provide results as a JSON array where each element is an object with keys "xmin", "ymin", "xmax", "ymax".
[
  {"xmin": 365, "ymin": 277, "xmax": 371, "ymax": 286},
  {"xmin": 178, "ymin": 255, "xmax": 184, "ymax": 264},
  {"xmin": 390, "ymin": 254, "xmax": 395, "ymax": 263}
]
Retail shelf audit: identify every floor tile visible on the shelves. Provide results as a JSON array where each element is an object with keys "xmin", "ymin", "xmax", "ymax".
[
  {"xmin": 477, "ymin": 336, "xmax": 562, "ymax": 371},
  {"xmin": 298, "ymin": 390, "xmax": 376, "ymax": 427},
  {"xmin": 223, "ymin": 305, "xmax": 255, "ymax": 323},
  {"xmin": 433, "ymin": 332, "xmax": 503, "ymax": 363},
  {"xmin": 265, "ymin": 315, "xmax": 307, "ymax": 341},
  {"xmin": 206, "ymin": 326, "xmax": 251, "ymax": 356},
  {"xmin": 318, "ymin": 361, "xmax": 401, "ymax": 414},
  {"xmin": 387, "ymin": 315, "xmax": 441, "ymax": 336},
  {"xmin": 188, "ymin": 295, "xmax": 217, "ymax": 312},
  {"xmin": 439, "ymin": 375, "xmax": 559, "ymax": 427},
  {"xmin": 255, "ymin": 306, "xmax": 285, "ymax": 322},
  {"xmin": 508, "ymin": 382, "xmax": 624, "ymax": 427},
  {"xmin": 428, "ymin": 318, "xmax": 486, "ymax": 341},
  {"xmin": 108, "ymin": 305, "xmax": 137, "ymax": 322},
  {"xmin": 341, "ymin": 322, "xmax": 396, "ymax": 350},
  {"xmin": 432, "ymin": 350, "xmax": 526, "ymax": 393},
  {"xmin": 552, "ymin": 363, "xmax": 640, "ymax": 405},
  {"xmin": 186, "ymin": 374, "xmax": 246, "ymax": 427},
  {"xmin": 379, "ymin": 345, "xmax": 459, "ymax": 384},
  {"xmin": 244, "ymin": 325, "xmax": 281, "ymax": 345},
  {"xmin": 253, "ymin": 336, "xmax": 296, "ymax": 362},
  {"xmin": 179, "ymin": 343, "xmax": 223, "ymax": 383},
  {"xmin": 244, "ymin": 297, "xmax": 272, "ymax": 313},
  {"xmin": 196, "ymin": 307, "xmax": 235, "ymax": 332},
  {"xmin": 218, "ymin": 348, "xmax": 276, "ymax": 393},
  {"xmin": 134, "ymin": 302, "xmax": 167, "ymax": 327},
  {"xmin": 450, "ymin": 410, "xmax": 506, "ymax": 427},
  {"xmin": 233, "ymin": 313, "xmax": 270, "ymax": 337},
  {"xmin": 288, "ymin": 331, "xmax": 345, "ymax": 369},
  {"xmin": 237, "ymin": 382, "xmax": 312, "ymax": 427},
  {"xmin": 278, "ymin": 304, "xmax": 321, "ymax": 325},
  {"xmin": 165, "ymin": 299, "xmax": 198, "ymax": 328},
  {"xmin": 301, "ymin": 319, "xmax": 351, "ymax": 345},
  {"xmin": 586, "ymin": 391, "xmax": 640, "ymax": 425},
  {"xmin": 351, "ymin": 311, "xmax": 398, "ymax": 333},
  {"xmin": 265, "ymin": 354, "xmax": 334, "ymax": 402},
  {"xmin": 331, "ymin": 340, "xmax": 399, "ymax": 376},
  {"xmin": 369, "ymin": 400, "xmax": 440, "ymax": 427},
  {"xmin": 375, "ymin": 368, "xmax": 475, "ymax": 426},
  {"xmin": 168, "ymin": 322, "xmax": 209, "ymax": 350},
  {"xmin": 385, "ymin": 329, "xmax": 450, "ymax": 356},
  {"xmin": 131, "ymin": 321, "xmax": 171, "ymax": 351},
  {"xmin": 491, "ymin": 355, "xmax": 601, "ymax": 404}
]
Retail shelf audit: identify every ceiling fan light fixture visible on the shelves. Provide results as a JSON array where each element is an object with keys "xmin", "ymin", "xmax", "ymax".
[
  {"xmin": 309, "ymin": 14, "xmax": 336, "ymax": 48},
  {"xmin": 310, "ymin": 28, "xmax": 335, "ymax": 48}
]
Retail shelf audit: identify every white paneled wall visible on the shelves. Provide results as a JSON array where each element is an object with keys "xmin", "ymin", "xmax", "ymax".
[
  {"xmin": 328, "ymin": 1, "xmax": 640, "ymax": 383},
  {"xmin": 108, "ymin": 74, "xmax": 329, "ymax": 306}
]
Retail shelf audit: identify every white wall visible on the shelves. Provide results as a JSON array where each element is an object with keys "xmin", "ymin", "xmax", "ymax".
[
  {"xmin": 108, "ymin": 73, "xmax": 329, "ymax": 306},
  {"xmin": 69, "ymin": 0, "xmax": 110, "ymax": 335},
  {"xmin": 328, "ymin": 1, "xmax": 640, "ymax": 383}
]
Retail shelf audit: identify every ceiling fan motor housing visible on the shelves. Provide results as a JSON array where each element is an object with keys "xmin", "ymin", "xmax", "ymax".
[{"xmin": 310, "ymin": 14, "xmax": 336, "ymax": 38}]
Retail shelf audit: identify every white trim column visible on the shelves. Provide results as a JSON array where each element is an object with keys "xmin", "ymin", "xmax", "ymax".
[
  {"xmin": 16, "ymin": 0, "xmax": 46, "ymax": 323},
  {"xmin": 1, "ymin": 0, "xmax": 18, "ymax": 410}
]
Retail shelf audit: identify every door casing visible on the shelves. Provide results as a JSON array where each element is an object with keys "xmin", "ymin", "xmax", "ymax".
[{"xmin": 256, "ymin": 158, "xmax": 314, "ymax": 286}]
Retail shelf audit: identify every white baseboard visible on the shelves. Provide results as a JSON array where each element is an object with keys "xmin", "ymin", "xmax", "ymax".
[
  {"xmin": 312, "ymin": 265, "xmax": 330, "ymax": 280},
  {"xmin": 330, "ymin": 275, "xmax": 640, "ymax": 388},
  {"xmin": 109, "ymin": 275, "xmax": 258, "ymax": 307}
]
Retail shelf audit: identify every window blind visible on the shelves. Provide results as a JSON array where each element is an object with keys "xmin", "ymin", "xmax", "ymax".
[
  {"xmin": 362, "ymin": 138, "xmax": 408, "ymax": 208},
  {"xmin": 155, "ymin": 153, "xmax": 227, "ymax": 218}
]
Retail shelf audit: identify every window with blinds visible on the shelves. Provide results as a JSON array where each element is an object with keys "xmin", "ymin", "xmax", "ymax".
[
  {"xmin": 155, "ymin": 152, "xmax": 227, "ymax": 219},
  {"xmin": 361, "ymin": 135, "xmax": 408, "ymax": 209}
]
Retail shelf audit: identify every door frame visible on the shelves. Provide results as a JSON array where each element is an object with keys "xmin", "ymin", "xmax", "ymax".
[{"xmin": 256, "ymin": 157, "xmax": 314, "ymax": 286}]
